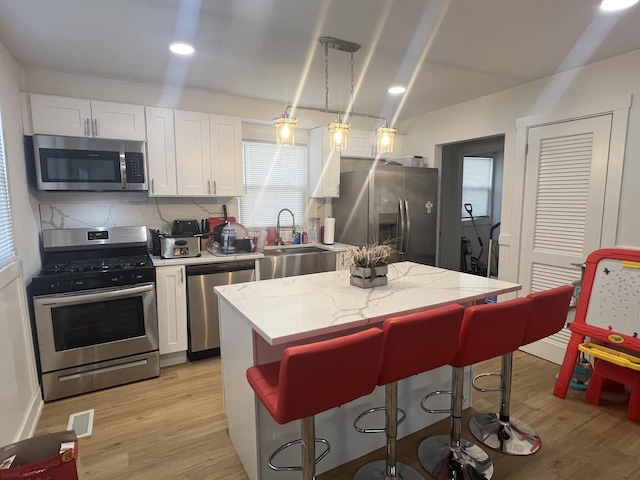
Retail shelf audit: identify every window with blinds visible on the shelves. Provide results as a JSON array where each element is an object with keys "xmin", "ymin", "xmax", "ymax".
[
  {"xmin": 239, "ymin": 141, "xmax": 308, "ymax": 229},
  {"xmin": 0, "ymin": 111, "xmax": 16, "ymax": 266},
  {"xmin": 461, "ymin": 156, "xmax": 493, "ymax": 218}
]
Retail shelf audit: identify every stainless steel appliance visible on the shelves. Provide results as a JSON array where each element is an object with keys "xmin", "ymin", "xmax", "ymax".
[
  {"xmin": 160, "ymin": 236, "xmax": 201, "ymax": 258},
  {"xmin": 30, "ymin": 226, "xmax": 159, "ymax": 401},
  {"xmin": 186, "ymin": 260, "xmax": 255, "ymax": 360},
  {"xmin": 33, "ymin": 134, "xmax": 147, "ymax": 191},
  {"xmin": 259, "ymin": 247, "xmax": 337, "ymax": 279},
  {"xmin": 332, "ymin": 165, "xmax": 438, "ymax": 265}
]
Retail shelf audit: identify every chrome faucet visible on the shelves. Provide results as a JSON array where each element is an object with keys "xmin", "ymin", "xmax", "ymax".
[{"xmin": 276, "ymin": 208, "xmax": 295, "ymax": 245}]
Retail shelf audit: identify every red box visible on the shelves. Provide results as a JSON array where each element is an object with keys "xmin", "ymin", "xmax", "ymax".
[{"xmin": 0, "ymin": 431, "xmax": 79, "ymax": 479}]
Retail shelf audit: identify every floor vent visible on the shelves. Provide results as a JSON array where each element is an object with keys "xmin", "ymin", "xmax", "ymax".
[{"xmin": 67, "ymin": 409, "xmax": 94, "ymax": 438}]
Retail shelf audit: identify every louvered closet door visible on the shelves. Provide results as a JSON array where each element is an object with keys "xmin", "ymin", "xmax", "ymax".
[{"xmin": 519, "ymin": 114, "xmax": 612, "ymax": 364}]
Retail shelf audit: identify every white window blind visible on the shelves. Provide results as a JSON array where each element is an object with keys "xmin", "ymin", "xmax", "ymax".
[
  {"xmin": 461, "ymin": 156, "xmax": 493, "ymax": 218},
  {"xmin": 239, "ymin": 141, "xmax": 308, "ymax": 229},
  {"xmin": 0, "ymin": 111, "xmax": 15, "ymax": 264}
]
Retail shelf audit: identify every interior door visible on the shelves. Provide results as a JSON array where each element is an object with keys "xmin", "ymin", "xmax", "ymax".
[{"xmin": 519, "ymin": 114, "xmax": 612, "ymax": 363}]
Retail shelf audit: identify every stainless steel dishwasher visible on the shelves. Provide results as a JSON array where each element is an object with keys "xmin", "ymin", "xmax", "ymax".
[{"xmin": 186, "ymin": 260, "xmax": 255, "ymax": 360}]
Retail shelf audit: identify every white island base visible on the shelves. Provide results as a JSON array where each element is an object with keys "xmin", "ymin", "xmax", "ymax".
[{"xmin": 216, "ymin": 263, "xmax": 521, "ymax": 480}]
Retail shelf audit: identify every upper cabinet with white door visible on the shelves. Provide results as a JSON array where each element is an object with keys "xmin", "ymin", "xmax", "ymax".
[
  {"xmin": 145, "ymin": 106, "xmax": 177, "ymax": 196},
  {"xmin": 29, "ymin": 94, "xmax": 146, "ymax": 141},
  {"xmin": 173, "ymin": 109, "xmax": 243, "ymax": 197},
  {"xmin": 210, "ymin": 113, "xmax": 243, "ymax": 197},
  {"xmin": 309, "ymin": 126, "xmax": 340, "ymax": 198},
  {"xmin": 340, "ymin": 129, "xmax": 407, "ymax": 159}
]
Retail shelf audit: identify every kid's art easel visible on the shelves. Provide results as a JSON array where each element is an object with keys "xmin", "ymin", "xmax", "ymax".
[{"xmin": 554, "ymin": 248, "xmax": 640, "ymax": 399}]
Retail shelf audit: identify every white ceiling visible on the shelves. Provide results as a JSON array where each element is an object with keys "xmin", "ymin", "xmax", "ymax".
[{"xmin": 1, "ymin": 0, "xmax": 639, "ymax": 123}]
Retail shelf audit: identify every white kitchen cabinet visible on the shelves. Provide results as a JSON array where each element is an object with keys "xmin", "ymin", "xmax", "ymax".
[
  {"xmin": 340, "ymin": 129, "xmax": 407, "ymax": 159},
  {"xmin": 210, "ymin": 113, "xmax": 243, "ymax": 196},
  {"xmin": 29, "ymin": 94, "xmax": 146, "ymax": 141},
  {"xmin": 174, "ymin": 109, "xmax": 243, "ymax": 197},
  {"xmin": 336, "ymin": 251, "xmax": 352, "ymax": 270},
  {"xmin": 155, "ymin": 265, "xmax": 188, "ymax": 355},
  {"xmin": 145, "ymin": 107, "xmax": 177, "ymax": 196},
  {"xmin": 309, "ymin": 126, "xmax": 340, "ymax": 198},
  {"xmin": 341, "ymin": 130, "xmax": 376, "ymax": 158},
  {"xmin": 175, "ymin": 110, "xmax": 212, "ymax": 196}
]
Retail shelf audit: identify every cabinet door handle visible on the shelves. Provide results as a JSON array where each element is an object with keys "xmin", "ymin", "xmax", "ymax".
[
  {"xmin": 207, "ymin": 180, "xmax": 211, "ymax": 194},
  {"xmin": 84, "ymin": 118, "xmax": 90, "ymax": 137},
  {"xmin": 151, "ymin": 179, "xmax": 155, "ymax": 194},
  {"xmin": 93, "ymin": 118, "xmax": 98, "ymax": 137},
  {"xmin": 180, "ymin": 268, "xmax": 184, "ymax": 284},
  {"xmin": 213, "ymin": 180, "xmax": 217, "ymax": 195}
]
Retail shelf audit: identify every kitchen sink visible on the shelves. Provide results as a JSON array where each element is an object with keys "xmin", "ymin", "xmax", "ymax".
[{"xmin": 260, "ymin": 246, "xmax": 336, "ymax": 278}]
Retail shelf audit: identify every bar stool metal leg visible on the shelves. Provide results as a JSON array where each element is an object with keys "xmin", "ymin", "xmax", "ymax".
[
  {"xmin": 418, "ymin": 368, "xmax": 493, "ymax": 480},
  {"xmin": 354, "ymin": 382, "xmax": 423, "ymax": 480},
  {"xmin": 468, "ymin": 352, "xmax": 541, "ymax": 455}
]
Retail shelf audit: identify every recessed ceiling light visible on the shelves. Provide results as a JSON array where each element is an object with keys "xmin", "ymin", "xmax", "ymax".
[
  {"xmin": 388, "ymin": 86, "xmax": 406, "ymax": 95},
  {"xmin": 169, "ymin": 42, "xmax": 195, "ymax": 55},
  {"xmin": 600, "ymin": 0, "xmax": 639, "ymax": 11}
]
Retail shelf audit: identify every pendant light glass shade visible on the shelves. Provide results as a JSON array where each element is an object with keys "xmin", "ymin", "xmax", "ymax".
[
  {"xmin": 274, "ymin": 115, "xmax": 298, "ymax": 146},
  {"xmin": 376, "ymin": 125, "xmax": 397, "ymax": 154},
  {"xmin": 329, "ymin": 120, "xmax": 350, "ymax": 150}
]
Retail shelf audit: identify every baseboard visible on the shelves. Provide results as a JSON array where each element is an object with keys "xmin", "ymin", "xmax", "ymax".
[
  {"xmin": 19, "ymin": 392, "xmax": 44, "ymax": 441},
  {"xmin": 159, "ymin": 351, "xmax": 187, "ymax": 368}
]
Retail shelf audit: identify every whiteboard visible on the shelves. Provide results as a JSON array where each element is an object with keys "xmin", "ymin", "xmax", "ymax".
[{"xmin": 584, "ymin": 258, "xmax": 640, "ymax": 337}]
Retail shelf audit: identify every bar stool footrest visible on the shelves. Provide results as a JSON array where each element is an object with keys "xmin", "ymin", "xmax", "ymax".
[
  {"xmin": 268, "ymin": 438, "xmax": 330, "ymax": 472},
  {"xmin": 471, "ymin": 372, "xmax": 502, "ymax": 393},
  {"xmin": 353, "ymin": 406, "xmax": 406, "ymax": 433},
  {"xmin": 418, "ymin": 435, "xmax": 494, "ymax": 480},
  {"xmin": 420, "ymin": 390, "xmax": 454, "ymax": 414}
]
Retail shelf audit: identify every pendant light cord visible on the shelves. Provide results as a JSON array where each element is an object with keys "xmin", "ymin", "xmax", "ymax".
[{"xmin": 324, "ymin": 42, "xmax": 329, "ymax": 113}]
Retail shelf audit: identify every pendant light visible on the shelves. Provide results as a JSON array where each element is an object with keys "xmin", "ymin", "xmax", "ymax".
[
  {"xmin": 376, "ymin": 123, "xmax": 397, "ymax": 154},
  {"xmin": 329, "ymin": 117, "xmax": 351, "ymax": 150},
  {"xmin": 274, "ymin": 36, "xmax": 397, "ymax": 153},
  {"xmin": 274, "ymin": 114, "xmax": 298, "ymax": 146}
]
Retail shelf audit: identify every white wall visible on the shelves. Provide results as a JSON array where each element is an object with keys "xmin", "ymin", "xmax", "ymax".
[
  {"xmin": 0, "ymin": 41, "xmax": 42, "ymax": 445},
  {"xmin": 401, "ymin": 49, "xmax": 640, "ymax": 286}
]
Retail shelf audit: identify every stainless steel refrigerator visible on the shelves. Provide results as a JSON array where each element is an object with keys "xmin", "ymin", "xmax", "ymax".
[{"xmin": 332, "ymin": 165, "xmax": 438, "ymax": 265}]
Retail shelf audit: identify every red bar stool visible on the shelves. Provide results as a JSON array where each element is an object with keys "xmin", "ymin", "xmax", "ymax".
[
  {"xmin": 246, "ymin": 328, "xmax": 384, "ymax": 480},
  {"xmin": 418, "ymin": 297, "xmax": 532, "ymax": 480},
  {"xmin": 468, "ymin": 285, "xmax": 573, "ymax": 455},
  {"xmin": 352, "ymin": 304, "xmax": 465, "ymax": 480}
]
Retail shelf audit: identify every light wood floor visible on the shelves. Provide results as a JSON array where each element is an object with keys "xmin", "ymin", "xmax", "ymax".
[{"xmin": 36, "ymin": 351, "xmax": 640, "ymax": 479}]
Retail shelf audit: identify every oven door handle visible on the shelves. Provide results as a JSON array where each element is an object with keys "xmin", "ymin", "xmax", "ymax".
[{"xmin": 36, "ymin": 283, "xmax": 155, "ymax": 307}]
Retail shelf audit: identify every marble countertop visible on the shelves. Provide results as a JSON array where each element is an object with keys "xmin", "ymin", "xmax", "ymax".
[{"xmin": 215, "ymin": 261, "xmax": 521, "ymax": 345}]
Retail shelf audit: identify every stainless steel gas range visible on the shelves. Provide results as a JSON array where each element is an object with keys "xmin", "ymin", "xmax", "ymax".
[{"xmin": 29, "ymin": 226, "xmax": 159, "ymax": 401}]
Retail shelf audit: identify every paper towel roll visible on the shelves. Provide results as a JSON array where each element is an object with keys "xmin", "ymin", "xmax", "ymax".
[{"xmin": 323, "ymin": 217, "xmax": 335, "ymax": 245}]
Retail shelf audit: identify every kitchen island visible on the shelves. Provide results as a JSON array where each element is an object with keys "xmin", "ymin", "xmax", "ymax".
[{"xmin": 215, "ymin": 262, "xmax": 521, "ymax": 480}]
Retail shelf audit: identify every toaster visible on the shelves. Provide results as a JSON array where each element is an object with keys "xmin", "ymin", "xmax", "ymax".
[{"xmin": 160, "ymin": 236, "xmax": 201, "ymax": 258}]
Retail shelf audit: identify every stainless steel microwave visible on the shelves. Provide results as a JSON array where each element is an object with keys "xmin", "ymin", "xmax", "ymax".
[{"xmin": 33, "ymin": 134, "xmax": 147, "ymax": 191}]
